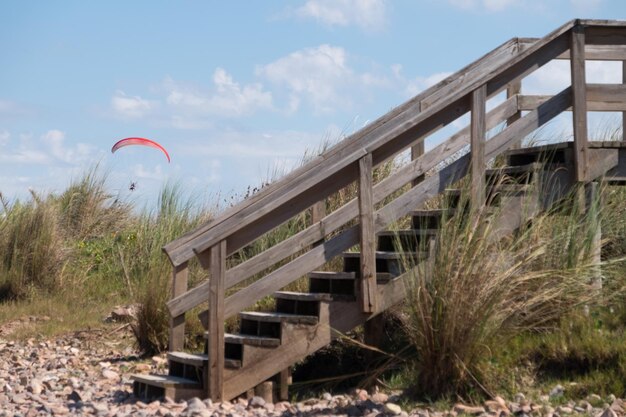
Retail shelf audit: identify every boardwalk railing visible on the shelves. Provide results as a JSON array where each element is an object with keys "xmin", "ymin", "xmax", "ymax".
[{"xmin": 161, "ymin": 19, "xmax": 626, "ymax": 400}]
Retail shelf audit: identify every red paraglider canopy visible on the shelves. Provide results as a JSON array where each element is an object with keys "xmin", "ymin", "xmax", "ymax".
[{"xmin": 111, "ymin": 137, "xmax": 171, "ymax": 163}]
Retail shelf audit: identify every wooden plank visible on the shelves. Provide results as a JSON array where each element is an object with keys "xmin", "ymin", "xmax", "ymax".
[
  {"xmin": 471, "ymin": 85, "xmax": 487, "ymax": 209},
  {"xmin": 165, "ymin": 96, "xmax": 518, "ymax": 318},
  {"xmin": 624, "ymin": 60, "xmax": 626, "ymax": 141},
  {"xmin": 358, "ymin": 154, "xmax": 377, "ymax": 313},
  {"xmin": 517, "ymin": 36, "xmax": 626, "ymax": 61},
  {"xmin": 518, "ymin": 94, "xmax": 626, "ymax": 112},
  {"xmin": 168, "ymin": 262, "xmax": 188, "ymax": 352},
  {"xmin": 570, "ymin": 25, "xmax": 589, "ymax": 182},
  {"xmin": 311, "ymin": 201, "xmax": 326, "ymax": 225},
  {"xmin": 507, "ymin": 80, "xmax": 522, "ymax": 131},
  {"xmin": 411, "ymin": 139, "xmax": 425, "ymax": 187},
  {"xmin": 586, "ymin": 26, "xmax": 626, "ymax": 46},
  {"xmin": 586, "ymin": 83, "xmax": 626, "ymax": 103},
  {"xmin": 208, "ymin": 240, "xmax": 226, "ymax": 401}
]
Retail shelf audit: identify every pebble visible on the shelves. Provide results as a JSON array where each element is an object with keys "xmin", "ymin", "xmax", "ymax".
[{"xmin": 385, "ymin": 403, "xmax": 403, "ymax": 415}]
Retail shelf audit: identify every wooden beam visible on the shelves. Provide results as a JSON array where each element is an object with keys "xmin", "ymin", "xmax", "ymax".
[
  {"xmin": 358, "ymin": 154, "xmax": 377, "ymax": 314},
  {"xmin": 586, "ymin": 26, "xmax": 626, "ymax": 46},
  {"xmin": 471, "ymin": 85, "xmax": 487, "ymax": 209},
  {"xmin": 571, "ymin": 25, "xmax": 589, "ymax": 182},
  {"xmin": 507, "ymin": 81, "xmax": 522, "ymax": 132},
  {"xmin": 208, "ymin": 240, "xmax": 226, "ymax": 401},
  {"xmin": 518, "ymin": 93, "xmax": 626, "ymax": 112},
  {"xmin": 168, "ymin": 262, "xmax": 188, "ymax": 352}
]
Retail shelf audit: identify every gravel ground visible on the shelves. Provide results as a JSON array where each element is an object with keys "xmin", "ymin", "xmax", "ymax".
[{"xmin": 0, "ymin": 326, "xmax": 623, "ymax": 417}]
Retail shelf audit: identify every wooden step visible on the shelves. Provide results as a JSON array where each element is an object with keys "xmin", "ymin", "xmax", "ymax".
[
  {"xmin": 239, "ymin": 311, "xmax": 318, "ymax": 325},
  {"xmin": 274, "ymin": 291, "xmax": 332, "ymax": 302},
  {"xmin": 308, "ymin": 271, "xmax": 355, "ymax": 280},
  {"xmin": 225, "ymin": 333, "xmax": 281, "ymax": 348},
  {"xmin": 505, "ymin": 143, "xmax": 570, "ymax": 167},
  {"xmin": 132, "ymin": 374, "xmax": 204, "ymax": 402},
  {"xmin": 168, "ymin": 351, "xmax": 242, "ymax": 369},
  {"xmin": 343, "ymin": 251, "xmax": 427, "ymax": 278},
  {"xmin": 486, "ymin": 162, "xmax": 541, "ymax": 184},
  {"xmin": 410, "ymin": 209, "xmax": 449, "ymax": 229},
  {"xmin": 377, "ymin": 229, "xmax": 437, "ymax": 252}
]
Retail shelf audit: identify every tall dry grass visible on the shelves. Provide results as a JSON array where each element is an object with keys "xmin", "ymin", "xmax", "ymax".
[{"xmin": 402, "ymin": 181, "xmax": 608, "ymax": 399}]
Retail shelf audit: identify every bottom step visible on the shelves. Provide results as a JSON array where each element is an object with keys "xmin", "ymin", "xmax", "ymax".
[{"xmin": 132, "ymin": 374, "xmax": 204, "ymax": 402}]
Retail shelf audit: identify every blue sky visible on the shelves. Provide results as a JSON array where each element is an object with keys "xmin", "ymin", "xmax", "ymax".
[{"xmin": 1, "ymin": 1, "xmax": 625, "ymax": 209}]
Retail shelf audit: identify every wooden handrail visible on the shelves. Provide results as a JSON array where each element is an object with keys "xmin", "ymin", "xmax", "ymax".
[
  {"xmin": 165, "ymin": 20, "xmax": 626, "ymax": 345},
  {"xmin": 162, "ymin": 34, "xmax": 530, "ymax": 267}
]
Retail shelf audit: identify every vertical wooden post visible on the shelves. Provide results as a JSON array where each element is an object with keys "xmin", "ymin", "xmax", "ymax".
[
  {"xmin": 363, "ymin": 315, "xmax": 384, "ymax": 372},
  {"xmin": 570, "ymin": 24, "xmax": 589, "ymax": 182},
  {"xmin": 207, "ymin": 240, "xmax": 226, "ymax": 401},
  {"xmin": 311, "ymin": 200, "xmax": 326, "ymax": 224},
  {"xmin": 168, "ymin": 262, "xmax": 189, "ymax": 352},
  {"xmin": 507, "ymin": 80, "xmax": 522, "ymax": 149},
  {"xmin": 622, "ymin": 60, "xmax": 626, "ymax": 141},
  {"xmin": 411, "ymin": 139, "xmax": 425, "ymax": 187},
  {"xmin": 279, "ymin": 368, "xmax": 291, "ymax": 401},
  {"xmin": 471, "ymin": 85, "xmax": 487, "ymax": 210},
  {"xmin": 359, "ymin": 154, "xmax": 377, "ymax": 314}
]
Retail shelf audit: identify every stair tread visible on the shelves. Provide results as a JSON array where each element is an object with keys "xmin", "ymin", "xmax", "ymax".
[
  {"xmin": 309, "ymin": 271, "xmax": 356, "ymax": 280},
  {"xmin": 486, "ymin": 162, "xmax": 541, "ymax": 175},
  {"xmin": 274, "ymin": 291, "xmax": 332, "ymax": 302},
  {"xmin": 239, "ymin": 311, "xmax": 318, "ymax": 324},
  {"xmin": 131, "ymin": 374, "xmax": 201, "ymax": 388},
  {"xmin": 167, "ymin": 351, "xmax": 243, "ymax": 369},
  {"xmin": 504, "ymin": 142, "xmax": 570, "ymax": 156},
  {"xmin": 225, "ymin": 333, "xmax": 281, "ymax": 347},
  {"xmin": 377, "ymin": 229, "xmax": 438, "ymax": 237},
  {"xmin": 342, "ymin": 251, "xmax": 427, "ymax": 259}
]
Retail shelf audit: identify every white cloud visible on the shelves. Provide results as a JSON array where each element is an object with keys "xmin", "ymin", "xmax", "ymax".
[
  {"xmin": 258, "ymin": 45, "xmax": 355, "ymax": 113},
  {"xmin": 523, "ymin": 60, "xmax": 621, "ymax": 95},
  {"xmin": 406, "ymin": 72, "xmax": 453, "ymax": 96},
  {"xmin": 111, "ymin": 90, "xmax": 156, "ymax": 119},
  {"xmin": 164, "ymin": 68, "xmax": 273, "ymax": 119},
  {"xmin": 294, "ymin": 0, "xmax": 387, "ymax": 31}
]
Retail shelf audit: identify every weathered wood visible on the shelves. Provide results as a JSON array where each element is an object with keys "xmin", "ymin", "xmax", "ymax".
[
  {"xmin": 363, "ymin": 315, "xmax": 385, "ymax": 371},
  {"xmin": 254, "ymin": 381, "xmax": 273, "ymax": 403},
  {"xmin": 519, "ymin": 37, "xmax": 626, "ymax": 60},
  {"xmin": 570, "ymin": 25, "xmax": 589, "ymax": 182},
  {"xmin": 166, "ymin": 96, "xmax": 518, "ymax": 318},
  {"xmin": 208, "ymin": 240, "xmax": 226, "ymax": 401},
  {"xmin": 279, "ymin": 368, "xmax": 290, "ymax": 401},
  {"xmin": 471, "ymin": 85, "xmax": 487, "ymax": 209},
  {"xmin": 311, "ymin": 201, "xmax": 326, "ymax": 225},
  {"xmin": 518, "ymin": 94, "xmax": 626, "ymax": 112},
  {"xmin": 411, "ymin": 139, "xmax": 425, "ymax": 187},
  {"xmin": 168, "ymin": 263, "xmax": 188, "ymax": 352},
  {"xmin": 507, "ymin": 80, "xmax": 522, "ymax": 131},
  {"xmin": 623, "ymin": 60, "xmax": 626, "ymax": 140},
  {"xmin": 586, "ymin": 26, "xmax": 626, "ymax": 46},
  {"xmin": 358, "ymin": 154, "xmax": 377, "ymax": 313}
]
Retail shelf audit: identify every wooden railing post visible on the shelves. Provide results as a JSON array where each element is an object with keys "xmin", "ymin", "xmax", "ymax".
[
  {"xmin": 622, "ymin": 60, "xmax": 626, "ymax": 141},
  {"xmin": 570, "ymin": 24, "xmax": 589, "ymax": 182},
  {"xmin": 411, "ymin": 139, "xmax": 425, "ymax": 187},
  {"xmin": 358, "ymin": 154, "xmax": 377, "ymax": 314},
  {"xmin": 207, "ymin": 240, "xmax": 226, "ymax": 401},
  {"xmin": 169, "ymin": 262, "xmax": 188, "ymax": 352},
  {"xmin": 507, "ymin": 80, "xmax": 522, "ymax": 149},
  {"xmin": 471, "ymin": 85, "xmax": 487, "ymax": 209}
]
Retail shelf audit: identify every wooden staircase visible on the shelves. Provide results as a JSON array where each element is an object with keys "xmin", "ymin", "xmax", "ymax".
[{"xmin": 132, "ymin": 19, "xmax": 626, "ymax": 402}]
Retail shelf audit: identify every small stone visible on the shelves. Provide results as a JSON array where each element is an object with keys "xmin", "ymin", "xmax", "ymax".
[
  {"xmin": 322, "ymin": 392, "xmax": 333, "ymax": 401},
  {"xmin": 454, "ymin": 404, "xmax": 486, "ymax": 415},
  {"xmin": 134, "ymin": 364, "xmax": 151, "ymax": 373},
  {"xmin": 67, "ymin": 390, "xmax": 82, "ymax": 402},
  {"xmin": 28, "ymin": 379, "xmax": 43, "ymax": 395},
  {"xmin": 249, "ymin": 396, "xmax": 266, "ymax": 408},
  {"xmin": 549, "ymin": 385, "xmax": 564, "ymax": 399},
  {"xmin": 187, "ymin": 397, "xmax": 207, "ymax": 410},
  {"xmin": 515, "ymin": 394, "xmax": 526, "ymax": 404},
  {"xmin": 385, "ymin": 403, "xmax": 403, "ymax": 415},
  {"xmin": 355, "ymin": 388, "xmax": 369, "ymax": 402},
  {"xmin": 102, "ymin": 369, "xmax": 120, "ymax": 381},
  {"xmin": 372, "ymin": 393, "xmax": 389, "ymax": 403},
  {"xmin": 556, "ymin": 406, "xmax": 572, "ymax": 414}
]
